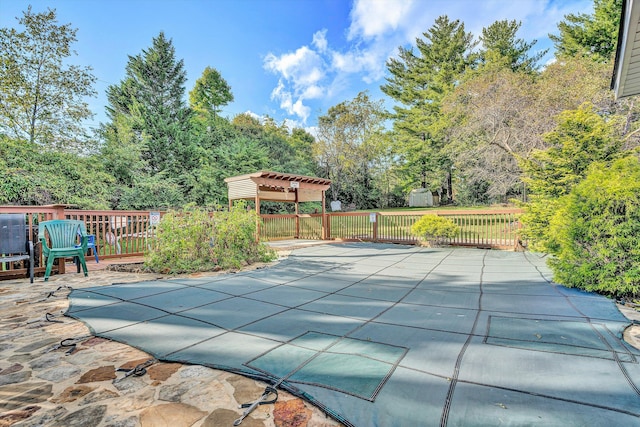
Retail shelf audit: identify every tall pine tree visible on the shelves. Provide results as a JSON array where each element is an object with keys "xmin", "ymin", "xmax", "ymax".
[
  {"xmin": 479, "ymin": 20, "xmax": 546, "ymax": 73},
  {"xmin": 381, "ymin": 16, "xmax": 476, "ymax": 200},
  {"xmin": 550, "ymin": 0, "xmax": 622, "ymax": 62},
  {"xmin": 104, "ymin": 32, "xmax": 193, "ymax": 176}
]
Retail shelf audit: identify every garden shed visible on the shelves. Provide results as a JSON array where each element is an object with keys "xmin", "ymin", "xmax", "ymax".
[
  {"xmin": 224, "ymin": 171, "xmax": 332, "ymax": 238},
  {"xmin": 408, "ymin": 188, "xmax": 435, "ymax": 207}
]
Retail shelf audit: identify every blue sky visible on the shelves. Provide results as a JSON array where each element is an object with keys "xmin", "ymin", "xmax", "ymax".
[{"xmin": 1, "ymin": 0, "xmax": 593, "ymax": 133}]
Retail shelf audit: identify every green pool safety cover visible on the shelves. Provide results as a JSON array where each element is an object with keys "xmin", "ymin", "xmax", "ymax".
[{"xmin": 67, "ymin": 243, "xmax": 640, "ymax": 426}]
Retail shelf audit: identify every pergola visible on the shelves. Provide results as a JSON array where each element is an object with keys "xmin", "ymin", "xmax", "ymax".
[{"xmin": 224, "ymin": 171, "xmax": 332, "ymax": 239}]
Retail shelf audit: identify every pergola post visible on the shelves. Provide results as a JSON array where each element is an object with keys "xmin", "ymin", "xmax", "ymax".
[
  {"xmin": 321, "ymin": 190, "xmax": 327, "ymax": 240},
  {"xmin": 255, "ymin": 194, "xmax": 261, "ymax": 242},
  {"xmin": 294, "ymin": 188, "xmax": 300, "ymax": 239}
]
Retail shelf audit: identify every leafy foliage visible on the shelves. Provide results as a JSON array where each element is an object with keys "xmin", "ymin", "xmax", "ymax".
[
  {"xmin": 118, "ymin": 174, "xmax": 185, "ymax": 210},
  {"xmin": 145, "ymin": 204, "xmax": 276, "ymax": 274},
  {"xmin": 211, "ymin": 203, "xmax": 277, "ymax": 269},
  {"xmin": 0, "ymin": 135, "xmax": 112, "ymax": 208},
  {"xmin": 189, "ymin": 66, "xmax": 234, "ymax": 121},
  {"xmin": 519, "ymin": 104, "xmax": 623, "ymax": 251},
  {"xmin": 411, "ymin": 215, "xmax": 460, "ymax": 246},
  {"xmin": 3, "ymin": 1, "xmax": 639, "ymax": 216},
  {"xmin": 548, "ymin": 156, "xmax": 640, "ymax": 297},
  {"xmin": 188, "ymin": 136, "xmax": 270, "ymax": 207},
  {"xmin": 315, "ymin": 91, "xmax": 389, "ymax": 209},
  {"xmin": 0, "ymin": 6, "xmax": 96, "ymax": 151}
]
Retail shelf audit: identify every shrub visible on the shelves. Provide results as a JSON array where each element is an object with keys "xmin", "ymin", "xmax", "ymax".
[
  {"xmin": 548, "ymin": 156, "xmax": 640, "ymax": 298},
  {"xmin": 518, "ymin": 103, "xmax": 623, "ymax": 251},
  {"xmin": 118, "ymin": 174, "xmax": 185, "ymax": 210},
  {"xmin": 145, "ymin": 203, "xmax": 276, "ymax": 274},
  {"xmin": 411, "ymin": 214, "xmax": 460, "ymax": 247},
  {"xmin": 210, "ymin": 204, "xmax": 277, "ymax": 269}
]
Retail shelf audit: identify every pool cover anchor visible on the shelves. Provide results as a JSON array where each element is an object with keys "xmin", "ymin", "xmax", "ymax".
[
  {"xmin": 113, "ymin": 358, "xmax": 158, "ymax": 384},
  {"xmin": 233, "ymin": 385, "xmax": 278, "ymax": 426}
]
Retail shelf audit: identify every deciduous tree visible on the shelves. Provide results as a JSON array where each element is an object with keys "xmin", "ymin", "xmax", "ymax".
[
  {"xmin": 315, "ymin": 91, "xmax": 387, "ymax": 208},
  {"xmin": 0, "ymin": 7, "xmax": 96, "ymax": 151},
  {"xmin": 189, "ymin": 66, "xmax": 234, "ymax": 121}
]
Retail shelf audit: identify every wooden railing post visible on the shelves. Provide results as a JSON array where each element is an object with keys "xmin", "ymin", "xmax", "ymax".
[
  {"xmin": 372, "ymin": 212, "xmax": 378, "ymax": 242},
  {"xmin": 321, "ymin": 190, "xmax": 327, "ymax": 240},
  {"xmin": 52, "ymin": 204, "xmax": 66, "ymax": 273},
  {"xmin": 52, "ymin": 204, "xmax": 66, "ymax": 220}
]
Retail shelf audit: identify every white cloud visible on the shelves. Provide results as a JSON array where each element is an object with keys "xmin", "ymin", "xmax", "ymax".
[
  {"xmin": 312, "ymin": 29, "xmax": 328, "ymax": 52},
  {"xmin": 269, "ymin": 80, "xmax": 312, "ymax": 122},
  {"xmin": 242, "ymin": 110, "xmax": 262, "ymax": 121},
  {"xmin": 304, "ymin": 125, "xmax": 318, "ymax": 139},
  {"xmin": 264, "ymin": 46, "xmax": 325, "ymax": 86},
  {"xmin": 241, "ymin": 112, "xmax": 309, "ymax": 134},
  {"xmin": 332, "ymin": 47, "xmax": 392, "ymax": 82},
  {"xmin": 302, "ymin": 85, "xmax": 324, "ymax": 99},
  {"xmin": 347, "ymin": 0, "xmax": 415, "ymax": 40},
  {"xmin": 263, "ymin": 0, "xmax": 592, "ymax": 124},
  {"xmin": 264, "ymin": 43, "xmax": 328, "ymax": 123}
]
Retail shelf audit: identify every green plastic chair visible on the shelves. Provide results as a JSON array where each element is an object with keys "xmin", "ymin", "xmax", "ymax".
[{"xmin": 38, "ymin": 220, "xmax": 88, "ymax": 281}]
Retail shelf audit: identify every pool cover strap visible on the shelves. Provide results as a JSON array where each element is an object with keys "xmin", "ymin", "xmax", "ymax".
[
  {"xmin": 234, "ymin": 386, "xmax": 278, "ymax": 425},
  {"xmin": 239, "ymin": 385, "xmax": 278, "ymax": 408}
]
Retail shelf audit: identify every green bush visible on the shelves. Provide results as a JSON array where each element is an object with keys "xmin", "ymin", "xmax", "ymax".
[
  {"xmin": 118, "ymin": 174, "xmax": 185, "ymax": 210},
  {"xmin": 145, "ymin": 204, "xmax": 276, "ymax": 274},
  {"xmin": 518, "ymin": 195, "xmax": 562, "ymax": 253},
  {"xmin": 411, "ymin": 214, "xmax": 460, "ymax": 247},
  {"xmin": 548, "ymin": 156, "xmax": 640, "ymax": 298},
  {"xmin": 210, "ymin": 204, "xmax": 277, "ymax": 269},
  {"xmin": 519, "ymin": 104, "xmax": 623, "ymax": 252}
]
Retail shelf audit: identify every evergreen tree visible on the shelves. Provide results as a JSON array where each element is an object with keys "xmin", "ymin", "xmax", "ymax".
[
  {"xmin": 548, "ymin": 156, "xmax": 640, "ymax": 297},
  {"xmin": 479, "ymin": 20, "xmax": 546, "ymax": 73},
  {"xmin": 519, "ymin": 103, "xmax": 623, "ymax": 251},
  {"xmin": 381, "ymin": 16, "xmax": 476, "ymax": 201},
  {"xmin": 104, "ymin": 32, "xmax": 193, "ymax": 175},
  {"xmin": 550, "ymin": 0, "xmax": 622, "ymax": 62}
]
